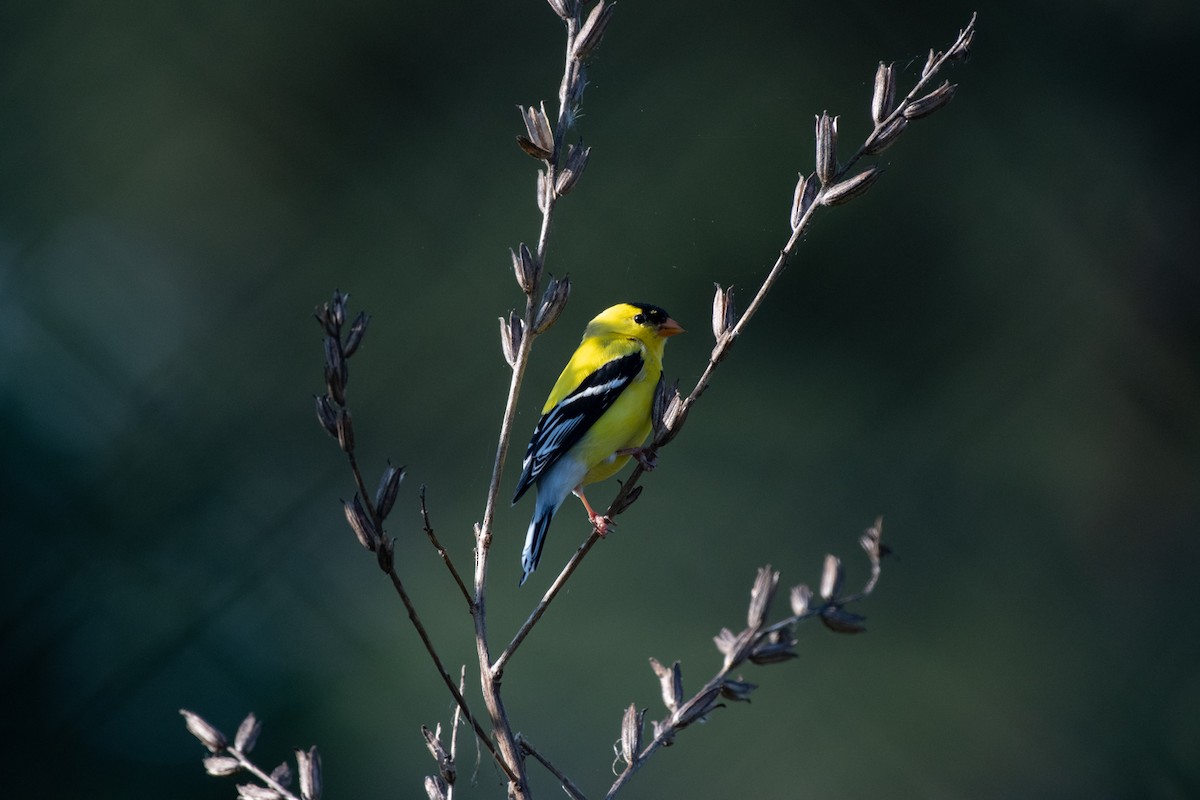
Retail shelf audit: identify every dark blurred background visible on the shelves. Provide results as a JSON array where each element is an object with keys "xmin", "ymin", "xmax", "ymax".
[{"xmin": 4, "ymin": 0, "xmax": 1198, "ymax": 797}]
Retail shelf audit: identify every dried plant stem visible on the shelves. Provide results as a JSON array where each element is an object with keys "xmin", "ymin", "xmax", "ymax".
[
  {"xmin": 421, "ymin": 485, "xmax": 472, "ymax": 606},
  {"xmin": 472, "ymin": 10, "xmax": 589, "ymax": 798},
  {"xmin": 518, "ymin": 734, "xmax": 589, "ymax": 800}
]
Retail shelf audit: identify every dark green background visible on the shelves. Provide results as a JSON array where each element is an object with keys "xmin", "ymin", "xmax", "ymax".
[{"xmin": 4, "ymin": 1, "xmax": 1198, "ymax": 797}]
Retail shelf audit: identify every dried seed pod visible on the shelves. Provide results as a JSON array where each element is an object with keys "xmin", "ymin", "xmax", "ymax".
[
  {"xmin": 342, "ymin": 311, "xmax": 369, "ymax": 358},
  {"xmin": 748, "ymin": 629, "xmax": 798, "ymax": 664},
  {"xmin": 204, "ymin": 755, "xmax": 242, "ymax": 777},
  {"xmin": 871, "ymin": 62, "xmax": 896, "ymax": 125},
  {"xmin": 295, "ymin": 746, "xmax": 321, "ymax": 800},
  {"xmin": 234, "ymin": 713, "xmax": 262, "ymax": 753},
  {"xmin": 499, "ymin": 312, "xmax": 524, "ymax": 367},
  {"xmin": 610, "ymin": 484, "xmax": 643, "ymax": 516},
  {"xmin": 790, "ymin": 171, "xmax": 819, "ymax": 230},
  {"xmin": 863, "ymin": 116, "xmax": 908, "ymax": 155},
  {"xmin": 649, "ymin": 657, "xmax": 682, "ymax": 714},
  {"xmin": 424, "ymin": 776, "xmax": 449, "ymax": 800},
  {"xmin": 651, "ymin": 377, "xmax": 679, "ymax": 441},
  {"xmin": 821, "ymin": 166, "xmax": 881, "ymax": 207},
  {"xmin": 555, "ymin": 142, "xmax": 591, "ymax": 195},
  {"xmin": 790, "ymin": 583, "xmax": 813, "ymax": 616},
  {"xmin": 922, "ymin": 48, "xmax": 938, "ymax": 77},
  {"xmin": 716, "ymin": 626, "xmax": 756, "ymax": 671},
  {"xmin": 820, "ymin": 606, "xmax": 867, "ymax": 634},
  {"xmin": 674, "ymin": 685, "xmax": 721, "ymax": 728},
  {"xmin": 815, "ymin": 112, "xmax": 838, "ymax": 185},
  {"xmin": 719, "ymin": 678, "xmax": 757, "ymax": 702},
  {"xmin": 904, "ymin": 80, "xmax": 957, "ymax": 120},
  {"xmin": 315, "ymin": 395, "xmax": 339, "ymax": 438},
  {"xmin": 237, "ymin": 785, "xmax": 282, "ymax": 800},
  {"xmin": 620, "ymin": 704, "xmax": 644, "ymax": 765},
  {"xmin": 375, "ymin": 463, "xmax": 405, "ymax": 520},
  {"xmin": 746, "ymin": 566, "xmax": 779, "ymax": 629},
  {"xmin": 328, "ymin": 291, "xmax": 347, "ymax": 330},
  {"xmin": 572, "ymin": 0, "xmax": 615, "ymax": 61},
  {"xmin": 343, "ymin": 495, "xmax": 378, "ymax": 552},
  {"xmin": 819, "ymin": 554, "xmax": 844, "ymax": 600},
  {"xmin": 511, "ymin": 243, "xmax": 539, "ymax": 294},
  {"xmin": 545, "ymin": 0, "xmax": 577, "ymax": 20},
  {"xmin": 711, "ymin": 284, "xmax": 736, "ymax": 339},
  {"xmin": 532, "ymin": 275, "xmax": 571, "ymax": 334},
  {"xmin": 860, "ymin": 516, "xmax": 884, "ymax": 562},
  {"xmin": 656, "ymin": 390, "xmax": 687, "ymax": 446},
  {"xmin": 181, "ymin": 710, "xmax": 227, "ymax": 753},
  {"xmin": 269, "ymin": 762, "xmax": 292, "ymax": 787},
  {"xmin": 516, "ymin": 104, "xmax": 554, "ymax": 160}
]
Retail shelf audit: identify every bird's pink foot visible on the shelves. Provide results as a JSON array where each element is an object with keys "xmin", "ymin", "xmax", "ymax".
[{"xmin": 573, "ymin": 487, "xmax": 616, "ymax": 537}]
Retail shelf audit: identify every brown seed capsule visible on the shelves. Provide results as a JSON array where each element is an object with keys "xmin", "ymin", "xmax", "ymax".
[
  {"xmin": 903, "ymin": 81, "xmax": 957, "ymax": 120},
  {"xmin": 871, "ymin": 62, "xmax": 896, "ymax": 125},
  {"xmin": 821, "ymin": 166, "xmax": 882, "ymax": 207},
  {"xmin": 815, "ymin": 112, "xmax": 838, "ymax": 185},
  {"xmin": 342, "ymin": 311, "xmax": 369, "ymax": 358},
  {"xmin": 820, "ymin": 606, "xmax": 867, "ymax": 634},
  {"xmin": 269, "ymin": 762, "xmax": 292, "ymax": 787},
  {"xmin": 555, "ymin": 142, "xmax": 591, "ymax": 195},
  {"xmin": 295, "ymin": 747, "xmax": 321, "ymax": 800},
  {"xmin": 746, "ymin": 566, "xmax": 779, "ymax": 629},
  {"xmin": 649, "ymin": 657, "xmax": 682, "ymax": 713},
  {"xmin": 545, "ymin": 0, "xmax": 576, "ymax": 20},
  {"xmin": 572, "ymin": 0, "xmax": 615, "ymax": 61},
  {"xmin": 620, "ymin": 704, "xmax": 644, "ymax": 765},
  {"xmin": 180, "ymin": 710, "xmax": 227, "ymax": 753},
  {"xmin": 790, "ymin": 171, "xmax": 819, "ymax": 230},
  {"xmin": 711, "ymin": 284, "xmax": 736, "ymax": 339},
  {"xmin": 499, "ymin": 312, "xmax": 524, "ymax": 367},
  {"xmin": 863, "ymin": 116, "xmax": 908, "ymax": 155},
  {"xmin": 819, "ymin": 554, "xmax": 844, "ymax": 600},
  {"xmin": 204, "ymin": 755, "xmax": 242, "ymax": 777},
  {"xmin": 532, "ymin": 276, "xmax": 571, "ymax": 334},
  {"xmin": 234, "ymin": 713, "xmax": 262, "ymax": 753},
  {"xmin": 922, "ymin": 48, "xmax": 938, "ymax": 77},
  {"xmin": 790, "ymin": 583, "xmax": 812, "ymax": 616},
  {"xmin": 343, "ymin": 495, "xmax": 378, "ymax": 552},
  {"xmin": 375, "ymin": 463, "xmax": 405, "ymax": 520}
]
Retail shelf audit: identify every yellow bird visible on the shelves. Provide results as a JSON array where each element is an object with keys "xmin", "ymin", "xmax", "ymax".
[{"xmin": 512, "ymin": 302, "xmax": 684, "ymax": 585}]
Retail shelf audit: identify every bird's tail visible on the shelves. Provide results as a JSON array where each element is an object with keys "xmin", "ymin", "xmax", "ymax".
[{"xmin": 520, "ymin": 506, "xmax": 555, "ymax": 586}]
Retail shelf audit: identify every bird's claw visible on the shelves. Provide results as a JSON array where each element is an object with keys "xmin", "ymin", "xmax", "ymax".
[{"xmin": 591, "ymin": 514, "xmax": 616, "ymax": 537}]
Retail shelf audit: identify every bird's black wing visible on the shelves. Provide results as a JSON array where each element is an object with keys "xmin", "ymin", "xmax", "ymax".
[{"xmin": 511, "ymin": 351, "xmax": 644, "ymax": 503}]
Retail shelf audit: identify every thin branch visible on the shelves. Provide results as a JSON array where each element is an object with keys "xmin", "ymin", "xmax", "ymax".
[
  {"xmin": 420, "ymin": 485, "xmax": 472, "ymax": 606},
  {"xmin": 518, "ymin": 734, "xmax": 590, "ymax": 800},
  {"xmin": 471, "ymin": 4, "xmax": 607, "ymax": 796}
]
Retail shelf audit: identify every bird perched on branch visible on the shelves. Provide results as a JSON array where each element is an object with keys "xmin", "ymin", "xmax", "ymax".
[{"xmin": 512, "ymin": 302, "xmax": 684, "ymax": 585}]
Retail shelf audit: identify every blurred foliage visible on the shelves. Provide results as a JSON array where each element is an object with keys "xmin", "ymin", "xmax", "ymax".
[{"xmin": 3, "ymin": 0, "xmax": 1199, "ymax": 798}]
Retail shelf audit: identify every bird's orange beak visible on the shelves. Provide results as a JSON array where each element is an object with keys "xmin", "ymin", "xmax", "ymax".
[{"xmin": 659, "ymin": 317, "xmax": 685, "ymax": 337}]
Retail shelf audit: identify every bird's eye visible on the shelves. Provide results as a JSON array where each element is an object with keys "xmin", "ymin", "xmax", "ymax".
[{"xmin": 634, "ymin": 313, "xmax": 646, "ymax": 324}]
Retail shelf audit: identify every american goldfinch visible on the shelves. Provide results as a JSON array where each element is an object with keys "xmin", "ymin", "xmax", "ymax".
[{"xmin": 512, "ymin": 302, "xmax": 684, "ymax": 585}]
